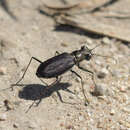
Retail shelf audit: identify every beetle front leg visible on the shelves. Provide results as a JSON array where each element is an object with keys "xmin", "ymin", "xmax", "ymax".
[
  {"xmin": 70, "ymin": 70, "xmax": 90, "ymax": 105},
  {"xmin": 77, "ymin": 63, "xmax": 96, "ymax": 86}
]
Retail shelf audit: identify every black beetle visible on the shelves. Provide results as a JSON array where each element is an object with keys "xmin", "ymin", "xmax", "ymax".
[{"xmin": 3, "ymin": 43, "xmax": 113, "ymax": 104}]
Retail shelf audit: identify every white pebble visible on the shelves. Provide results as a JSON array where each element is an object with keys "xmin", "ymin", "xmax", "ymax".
[
  {"xmin": 101, "ymin": 68, "xmax": 109, "ymax": 74},
  {"xmin": 102, "ymin": 37, "xmax": 111, "ymax": 44},
  {"xmin": 0, "ymin": 67, "xmax": 7, "ymax": 75},
  {"xmin": 86, "ymin": 38, "xmax": 93, "ymax": 44},
  {"xmin": 0, "ymin": 113, "xmax": 7, "ymax": 121},
  {"xmin": 93, "ymin": 83, "xmax": 108, "ymax": 96},
  {"xmin": 110, "ymin": 109, "xmax": 115, "ymax": 115},
  {"xmin": 120, "ymin": 86, "xmax": 127, "ymax": 92},
  {"xmin": 78, "ymin": 116, "xmax": 84, "ymax": 121}
]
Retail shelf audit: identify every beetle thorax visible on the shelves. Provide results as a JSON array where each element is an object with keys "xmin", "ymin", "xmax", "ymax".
[{"xmin": 71, "ymin": 46, "xmax": 92, "ymax": 63}]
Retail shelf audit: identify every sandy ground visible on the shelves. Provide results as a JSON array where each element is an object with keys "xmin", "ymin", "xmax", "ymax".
[{"xmin": 0, "ymin": 0, "xmax": 130, "ymax": 130}]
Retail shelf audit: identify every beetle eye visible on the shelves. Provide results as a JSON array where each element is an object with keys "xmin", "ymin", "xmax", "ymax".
[{"xmin": 86, "ymin": 54, "xmax": 91, "ymax": 60}]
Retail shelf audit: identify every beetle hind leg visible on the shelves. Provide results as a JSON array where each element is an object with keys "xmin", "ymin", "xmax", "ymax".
[{"xmin": 38, "ymin": 76, "xmax": 62, "ymax": 96}]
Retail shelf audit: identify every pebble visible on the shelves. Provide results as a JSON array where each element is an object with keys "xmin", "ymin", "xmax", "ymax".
[
  {"xmin": 0, "ymin": 101, "xmax": 4, "ymax": 108},
  {"xmin": 82, "ymin": 127, "xmax": 87, "ymax": 130},
  {"xmin": 97, "ymin": 71, "xmax": 106, "ymax": 79},
  {"xmin": 92, "ymin": 83, "xmax": 109, "ymax": 96},
  {"xmin": 101, "ymin": 67, "xmax": 109, "ymax": 74},
  {"xmin": 97, "ymin": 121, "xmax": 103, "ymax": 128},
  {"xmin": 97, "ymin": 67, "xmax": 109, "ymax": 78},
  {"xmin": 4, "ymin": 99, "xmax": 14, "ymax": 111},
  {"xmin": 110, "ymin": 109, "xmax": 115, "ymax": 115},
  {"xmin": 75, "ymin": 76, "xmax": 81, "ymax": 83},
  {"xmin": 0, "ymin": 67, "xmax": 7, "ymax": 75},
  {"xmin": 102, "ymin": 37, "xmax": 111, "ymax": 44},
  {"xmin": 0, "ymin": 113, "xmax": 7, "ymax": 121},
  {"xmin": 122, "ymin": 107, "xmax": 130, "ymax": 114},
  {"xmin": 13, "ymin": 123, "xmax": 19, "ymax": 128},
  {"xmin": 61, "ymin": 42, "xmax": 68, "ymax": 47},
  {"xmin": 27, "ymin": 121, "xmax": 37, "ymax": 129},
  {"xmin": 69, "ymin": 95, "xmax": 74, "ymax": 99},
  {"xmin": 128, "ymin": 43, "xmax": 130, "ymax": 48},
  {"xmin": 119, "ymin": 86, "xmax": 127, "ymax": 92},
  {"xmin": 95, "ymin": 60, "xmax": 102, "ymax": 65},
  {"xmin": 32, "ymin": 25, "xmax": 39, "ymax": 31},
  {"xmin": 78, "ymin": 116, "xmax": 84, "ymax": 121},
  {"xmin": 111, "ymin": 70, "xmax": 121, "ymax": 78},
  {"xmin": 65, "ymin": 124, "xmax": 74, "ymax": 129},
  {"xmin": 119, "ymin": 120, "xmax": 130, "ymax": 128},
  {"xmin": 86, "ymin": 38, "xmax": 93, "ymax": 44}
]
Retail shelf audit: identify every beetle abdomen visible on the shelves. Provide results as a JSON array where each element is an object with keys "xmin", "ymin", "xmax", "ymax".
[{"xmin": 36, "ymin": 53, "xmax": 75, "ymax": 78}]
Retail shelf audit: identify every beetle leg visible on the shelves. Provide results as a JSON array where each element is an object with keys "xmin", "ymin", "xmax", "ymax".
[
  {"xmin": 48, "ymin": 76, "xmax": 62, "ymax": 89},
  {"xmin": 70, "ymin": 70, "xmax": 89, "ymax": 104},
  {"xmin": 39, "ymin": 78, "xmax": 48, "ymax": 86},
  {"xmin": 35, "ymin": 76, "xmax": 62, "ymax": 106},
  {"xmin": 11, "ymin": 57, "xmax": 42, "ymax": 90},
  {"xmin": 39, "ymin": 76, "xmax": 62, "ymax": 95},
  {"xmin": 77, "ymin": 63, "xmax": 96, "ymax": 86}
]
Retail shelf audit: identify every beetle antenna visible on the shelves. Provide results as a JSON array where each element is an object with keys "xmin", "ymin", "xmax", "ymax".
[
  {"xmin": 89, "ymin": 43, "xmax": 117, "ymax": 63},
  {"xmin": 90, "ymin": 43, "xmax": 103, "ymax": 51},
  {"xmin": 92, "ymin": 53, "xmax": 117, "ymax": 63}
]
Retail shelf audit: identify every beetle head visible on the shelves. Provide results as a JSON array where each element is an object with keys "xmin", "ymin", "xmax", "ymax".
[{"xmin": 81, "ymin": 46, "xmax": 92, "ymax": 60}]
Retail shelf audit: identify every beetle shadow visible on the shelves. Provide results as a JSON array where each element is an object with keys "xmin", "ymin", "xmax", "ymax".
[{"xmin": 18, "ymin": 82, "xmax": 74, "ymax": 104}]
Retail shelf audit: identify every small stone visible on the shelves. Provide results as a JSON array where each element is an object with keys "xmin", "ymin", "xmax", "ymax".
[
  {"xmin": 128, "ymin": 43, "xmax": 130, "ymax": 48},
  {"xmin": 97, "ymin": 121, "xmax": 103, "ymax": 128},
  {"xmin": 97, "ymin": 72, "xmax": 106, "ymax": 79},
  {"xmin": 119, "ymin": 86, "xmax": 127, "ymax": 92},
  {"xmin": 84, "ymin": 101, "xmax": 89, "ymax": 106},
  {"xmin": 86, "ymin": 38, "xmax": 93, "ymax": 44},
  {"xmin": 97, "ymin": 68, "xmax": 109, "ymax": 78},
  {"xmin": 122, "ymin": 107, "xmax": 130, "ymax": 114},
  {"xmin": 32, "ymin": 25, "xmax": 39, "ymax": 31},
  {"xmin": 27, "ymin": 121, "xmax": 37, "ymax": 129},
  {"xmin": 0, "ymin": 113, "xmax": 7, "ymax": 121},
  {"xmin": 111, "ymin": 70, "xmax": 121, "ymax": 78},
  {"xmin": 66, "ymin": 124, "xmax": 74, "ymax": 129},
  {"xmin": 13, "ymin": 123, "xmax": 19, "ymax": 128},
  {"xmin": 78, "ymin": 94, "xmax": 84, "ymax": 100},
  {"xmin": 69, "ymin": 95, "xmax": 74, "ymax": 99},
  {"xmin": 98, "ymin": 95, "xmax": 107, "ymax": 101},
  {"xmin": 67, "ymin": 113, "xmax": 71, "ymax": 116},
  {"xmin": 82, "ymin": 127, "xmax": 87, "ymax": 130},
  {"xmin": 61, "ymin": 42, "xmax": 68, "ymax": 47},
  {"xmin": 4, "ymin": 99, "xmax": 14, "ymax": 111},
  {"xmin": 110, "ymin": 109, "xmax": 115, "ymax": 115},
  {"xmin": 95, "ymin": 60, "xmax": 101, "ymax": 65},
  {"xmin": 119, "ymin": 120, "xmax": 130, "ymax": 128},
  {"xmin": 102, "ymin": 37, "xmax": 111, "ymax": 44},
  {"xmin": 0, "ymin": 101, "xmax": 4, "ymax": 108},
  {"xmin": 92, "ymin": 83, "xmax": 108, "ymax": 96},
  {"xmin": 75, "ymin": 76, "xmax": 81, "ymax": 83},
  {"xmin": 60, "ymin": 123, "xmax": 64, "ymax": 127},
  {"xmin": 101, "ymin": 68, "xmax": 109, "ymax": 74},
  {"xmin": 0, "ymin": 67, "xmax": 7, "ymax": 75},
  {"xmin": 78, "ymin": 116, "xmax": 84, "ymax": 121}
]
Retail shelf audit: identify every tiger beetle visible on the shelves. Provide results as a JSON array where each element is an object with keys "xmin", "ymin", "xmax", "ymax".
[{"xmin": 3, "ymin": 43, "xmax": 114, "ymax": 104}]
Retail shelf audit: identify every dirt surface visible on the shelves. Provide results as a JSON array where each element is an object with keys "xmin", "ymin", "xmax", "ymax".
[{"xmin": 0, "ymin": 0, "xmax": 130, "ymax": 130}]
